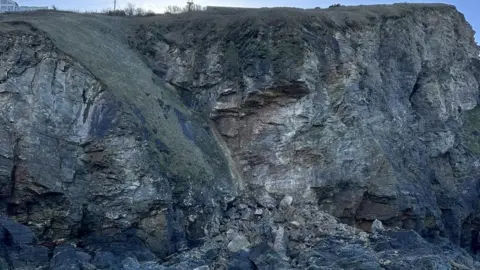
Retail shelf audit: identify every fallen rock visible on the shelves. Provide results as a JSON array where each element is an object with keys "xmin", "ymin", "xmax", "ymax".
[
  {"xmin": 238, "ymin": 204, "xmax": 248, "ymax": 210},
  {"xmin": 193, "ymin": 266, "xmax": 210, "ymax": 270},
  {"xmin": 297, "ymin": 237, "xmax": 382, "ymax": 269},
  {"xmin": 279, "ymin": 196, "xmax": 293, "ymax": 208},
  {"xmin": 0, "ymin": 216, "xmax": 50, "ymax": 270},
  {"xmin": 249, "ymin": 243, "xmax": 290, "ymax": 270},
  {"xmin": 121, "ymin": 257, "xmax": 141, "ymax": 270},
  {"xmin": 0, "ymin": 216, "xmax": 36, "ymax": 245},
  {"xmin": 372, "ymin": 219, "xmax": 385, "ymax": 234},
  {"xmin": 255, "ymin": 192, "xmax": 277, "ymax": 209},
  {"xmin": 226, "ymin": 229, "xmax": 237, "ymax": 241},
  {"xmin": 273, "ymin": 226, "xmax": 288, "ymax": 260},
  {"xmin": 91, "ymin": 251, "xmax": 121, "ymax": 269},
  {"xmin": 227, "ymin": 250, "xmax": 256, "ymax": 270},
  {"xmin": 228, "ymin": 234, "xmax": 251, "ymax": 252},
  {"xmin": 50, "ymin": 245, "xmax": 92, "ymax": 270},
  {"xmin": 241, "ymin": 208, "xmax": 254, "ymax": 221},
  {"xmin": 289, "ymin": 221, "xmax": 301, "ymax": 228}
]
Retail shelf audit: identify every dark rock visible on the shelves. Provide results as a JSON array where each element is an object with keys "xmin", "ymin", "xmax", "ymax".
[
  {"xmin": 254, "ymin": 192, "xmax": 277, "ymax": 209},
  {"xmin": 297, "ymin": 238, "xmax": 381, "ymax": 270},
  {"xmin": 83, "ymin": 229, "xmax": 157, "ymax": 263},
  {"xmin": 249, "ymin": 243, "xmax": 289, "ymax": 270},
  {"xmin": 227, "ymin": 234, "xmax": 250, "ymax": 252},
  {"xmin": 0, "ymin": 216, "xmax": 49, "ymax": 270},
  {"xmin": 227, "ymin": 251, "xmax": 256, "ymax": 270},
  {"xmin": 279, "ymin": 196, "xmax": 293, "ymax": 208},
  {"xmin": 0, "ymin": 216, "xmax": 36, "ymax": 245},
  {"xmin": 8, "ymin": 245, "xmax": 50, "ymax": 270},
  {"xmin": 50, "ymin": 245, "xmax": 93, "ymax": 270},
  {"xmin": 91, "ymin": 251, "xmax": 121, "ymax": 269}
]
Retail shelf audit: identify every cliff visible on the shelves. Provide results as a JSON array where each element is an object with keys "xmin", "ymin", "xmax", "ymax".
[{"xmin": 0, "ymin": 3, "xmax": 480, "ymax": 269}]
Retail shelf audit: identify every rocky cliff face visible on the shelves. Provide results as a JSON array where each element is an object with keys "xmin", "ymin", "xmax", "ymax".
[
  {"xmin": 0, "ymin": 3, "xmax": 480, "ymax": 270},
  {"xmin": 133, "ymin": 3, "xmax": 480, "ymax": 247}
]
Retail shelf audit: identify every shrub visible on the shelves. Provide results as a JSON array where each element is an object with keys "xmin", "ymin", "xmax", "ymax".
[
  {"xmin": 329, "ymin": 4, "xmax": 343, "ymax": 8},
  {"xmin": 103, "ymin": 3, "xmax": 156, "ymax": 17},
  {"xmin": 165, "ymin": 5, "xmax": 182, "ymax": 14},
  {"xmin": 104, "ymin": 9, "xmax": 127, "ymax": 16},
  {"xmin": 164, "ymin": 4, "xmax": 205, "ymax": 14}
]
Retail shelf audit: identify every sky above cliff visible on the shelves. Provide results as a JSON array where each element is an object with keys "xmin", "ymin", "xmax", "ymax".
[{"xmin": 17, "ymin": 0, "xmax": 479, "ymax": 42}]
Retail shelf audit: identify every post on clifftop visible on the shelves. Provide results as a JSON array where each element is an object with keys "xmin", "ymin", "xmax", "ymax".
[
  {"xmin": 187, "ymin": 1, "xmax": 193, "ymax": 12},
  {"xmin": 114, "ymin": 0, "xmax": 117, "ymax": 11}
]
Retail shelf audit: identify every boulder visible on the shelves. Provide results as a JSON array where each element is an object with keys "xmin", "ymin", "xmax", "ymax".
[
  {"xmin": 279, "ymin": 196, "xmax": 293, "ymax": 208},
  {"xmin": 228, "ymin": 234, "xmax": 251, "ymax": 253},
  {"xmin": 371, "ymin": 219, "xmax": 385, "ymax": 234}
]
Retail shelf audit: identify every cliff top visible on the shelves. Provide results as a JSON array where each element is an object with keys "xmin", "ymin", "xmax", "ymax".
[{"xmin": 0, "ymin": 3, "xmax": 463, "ymax": 31}]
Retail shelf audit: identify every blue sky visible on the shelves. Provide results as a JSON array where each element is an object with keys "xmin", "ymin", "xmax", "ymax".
[{"xmin": 17, "ymin": 0, "xmax": 478, "ymax": 42}]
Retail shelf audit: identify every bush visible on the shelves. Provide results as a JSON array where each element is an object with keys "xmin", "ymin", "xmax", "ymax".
[
  {"xmin": 103, "ymin": 3, "xmax": 156, "ymax": 17},
  {"xmin": 144, "ymin": 11, "xmax": 156, "ymax": 16},
  {"xmin": 329, "ymin": 4, "xmax": 343, "ymax": 8},
  {"xmin": 104, "ymin": 9, "xmax": 127, "ymax": 16},
  {"xmin": 165, "ymin": 5, "xmax": 182, "ymax": 14},
  {"xmin": 164, "ymin": 4, "xmax": 205, "ymax": 14}
]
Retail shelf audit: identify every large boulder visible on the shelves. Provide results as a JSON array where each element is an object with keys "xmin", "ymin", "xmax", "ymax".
[{"xmin": 0, "ymin": 216, "xmax": 49, "ymax": 270}]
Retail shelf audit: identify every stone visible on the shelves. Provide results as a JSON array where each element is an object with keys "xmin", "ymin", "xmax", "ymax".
[
  {"xmin": 0, "ymin": 216, "xmax": 50, "ymax": 270},
  {"xmin": 226, "ymin": 229, "xmax": 237, "ymax": 241},
  {"xmin": 227, "ymin": 234, "xmax": 251, "ymax": 252},
  {"xmin": 289, "ymin": 221, "xmax": 301, "ymax": 228},
  {"xmin": 238, "ymin": 204, "xmax": 248, "ymax": 210},
  {"xmin": 273, "ymin": 226, "xmax": 288, "ymax": 260},
  {"xmin": 91, "ymin": 252, "xmax": 121, "ymax": 269},
  {"xmin": 0, "ymin": 216, "xmax": 36, "ymax": 245},
  {"xmin": 121, "ymin": 257, "xmax": 141, "ymax": 270},
  {"xmin": 213, "ymin": 235, "xmax": 224, "ymax": 242},
  {"xmin": 255, "ymin": 209, "xmax": 264, "ymax": 216},
  {"xmin": 193, "ymin": 266, "xmax": 210, "ymax": 270},
  {"xmin": 249, "ymin": 243, "xmax": 290, "ymax": 270},
  {"xmin": 50, "ymin": 245, "xmax": 90, "ymax": 270},
  {"xmin": 279, "ymin": 196, "xmax": 293, "ymax": 208},
  {"xmin": 371, "ymin": 219, "xmax": 385, "ymax": 234},
  {"xmin": 241, "ymin": 208, "xmax": 254, "ymax": 221},
  {"xmin": 255, "ymin": 193, "xmax": 277, "ymax": 209},
  {"xmin": 227, "ymin": 250, "xmax": 256, "ymax": 270},
  {"xmin": 297, "ymin": 238, "xmax": 382, "ymax": 269}
]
